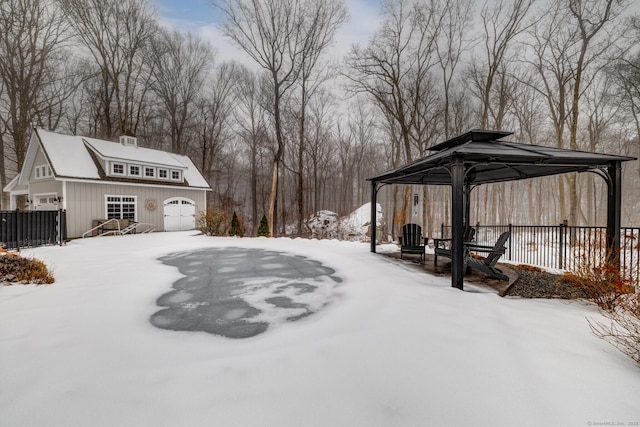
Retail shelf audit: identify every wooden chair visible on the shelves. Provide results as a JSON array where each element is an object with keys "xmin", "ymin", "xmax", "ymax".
[
  {"xmin": 464, "ymin": 231, "xmax": 511, "ymax": 281},
  {"xmin": 399, "ymin": 223, "xmax": 427, "ymax": 263},
  {"xmin": 433, "ymin": 227, "xmax": 475, "ymax": 266}
]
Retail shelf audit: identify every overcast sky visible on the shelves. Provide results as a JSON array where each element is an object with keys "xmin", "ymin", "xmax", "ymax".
[{"xmin": 152, "ymin": 0, "xmax": 383, "ymax": 67}]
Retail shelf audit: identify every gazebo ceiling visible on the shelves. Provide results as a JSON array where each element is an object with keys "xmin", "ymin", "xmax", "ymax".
[{"xmin": 369, "ymin": 130, "xmax": 636, "ymax": 186}]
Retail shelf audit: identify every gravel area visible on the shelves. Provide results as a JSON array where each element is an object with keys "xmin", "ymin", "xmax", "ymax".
[{"xmin": 504, "ymin": 265, "xmax": 589, "ymax": 299}]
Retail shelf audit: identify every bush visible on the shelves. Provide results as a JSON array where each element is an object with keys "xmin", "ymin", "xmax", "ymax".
[
  {"xmin": 229, "ymin": 211, "xmax": 244, "ymax": 237},
  {"xmin": 257, "ymin": 214, "xmax": 270, "ymax": 237},
  {"xmin": 563, "ymin": 254, "xmax": 633, "ymax": 310},
  {"xmin": 196, "ymin": 209, "xmax": 228, "ymax": 236},
  {"xmin": 588, "ymin": 294, "xmax": 640, "ymax": 367},
  {"xmin": 0, "ymin": 252, "xmax": 54, "ymax": 285}
]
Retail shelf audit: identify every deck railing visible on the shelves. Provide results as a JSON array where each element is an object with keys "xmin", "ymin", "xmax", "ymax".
[
  {"xmin": 0, "ymin": 210, "xmax": 67, "ymax": 250},
  {"xmin": 440, "ymin": 223, "xmax": 640, "ymax": 288}
]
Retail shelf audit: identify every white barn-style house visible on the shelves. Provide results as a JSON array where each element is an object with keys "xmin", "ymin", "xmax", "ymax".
[{"xmin": 4, "ymin": 128, "xmax": 211, "ymax": 238}]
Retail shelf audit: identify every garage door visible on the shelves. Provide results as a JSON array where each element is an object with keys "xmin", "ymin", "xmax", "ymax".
[{"xmin": 163, "ymin": 197, "xmax": 196, "ymax": 231}]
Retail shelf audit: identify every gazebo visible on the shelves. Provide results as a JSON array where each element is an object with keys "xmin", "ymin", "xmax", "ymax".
[{"xmin": 368, "ymin": 130, "xmax": 636, "ymax": 290}]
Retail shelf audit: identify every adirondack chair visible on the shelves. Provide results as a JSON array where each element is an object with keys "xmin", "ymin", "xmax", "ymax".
[
  {"xmin": 433, "ymin": 226, "xmax": 476, "ymax": 266},
  {"xmin": 464, "ymin": 231, "xmax": 511, "ymax": 281},
  {"xmin": 399, "ymin": 223, "xmax": 427, "ymax": 262}
]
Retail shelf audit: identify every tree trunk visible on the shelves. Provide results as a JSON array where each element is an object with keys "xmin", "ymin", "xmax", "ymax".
[{"xmin": 268, "ymin": 158, "xmax": 278, "ymax": 236}]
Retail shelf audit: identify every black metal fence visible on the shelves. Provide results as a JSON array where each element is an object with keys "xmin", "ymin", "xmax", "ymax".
[
  {"xmin": 440, "ymin": 223, "xmax": 640, "ymax": 288},
  {"xmin": 0, "ymin": 210, "xmax": 67, "ymax": 250}
]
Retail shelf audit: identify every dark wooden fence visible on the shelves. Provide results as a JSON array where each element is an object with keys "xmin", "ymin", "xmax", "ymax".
[
  {"xmin": 440, "ymin": 223, "xmax": 640, "ymax": 288},
  {"xmin": 0, "ymin": 210, "xmax": 67, "ymax": 250}
]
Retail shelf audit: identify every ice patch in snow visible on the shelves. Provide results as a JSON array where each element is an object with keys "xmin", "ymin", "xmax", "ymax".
[{"xmin": 150, "ymin": 247, "xmax": 341, "ymax": 338}]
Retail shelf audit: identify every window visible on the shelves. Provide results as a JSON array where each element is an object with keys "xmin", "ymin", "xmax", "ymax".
[
  {"xmin": 119, "ymin": 135, "xmax": 137, "ymax": 147},
  {"xmin": 112, "ymin": 163, "xmax": 124, "ymax": 175},
  {"xmin": 35, "ymin": 165, "xmax": 52, "ymax": 179},
  {"xmin": 129, "ymin": 165, "xmax": 140, "ymax": 176},
  {"xmin": 158, "ymin": 169, "xmax": 168, "ymax": 179},
  {"xmin": 171, "ymin": 170, "xmax": 181, "ymax": 180},
  {"xmin": 39, "ymin": 196, "xmax": 56, "ymax": 204},
  {"xmin": 144, "ymin": 167, "xmax": 155, "ymax": 178},
  {"xmin": 106, "ymin": 196, "xmax": 136, "ymax": 220}
]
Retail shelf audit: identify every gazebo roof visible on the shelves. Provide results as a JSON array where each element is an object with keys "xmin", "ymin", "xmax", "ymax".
[{"xmin": 369, "ymin": 130, "xmax": 635, "ymax": 185}]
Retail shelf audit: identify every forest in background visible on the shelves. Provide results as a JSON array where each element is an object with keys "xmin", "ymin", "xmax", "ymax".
[{"xmin": 0, "ymin": 0, "xmax": 639, "ymax": 239}]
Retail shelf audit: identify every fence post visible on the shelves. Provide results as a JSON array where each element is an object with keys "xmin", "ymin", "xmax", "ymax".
[
  {"xmin": 508, "ymin": 224, "xmax": 513, "ymax": 261},
  {"xmin": 559, "ymin": 220, "xmax": 567, "ymax": 269},
  {"xmin": 57, "ymin": 209, "xmax": 62, "ymax": 246},
  {"xmin": 15, "ymin": 210, "xmax": 21, "ymax": 252}
]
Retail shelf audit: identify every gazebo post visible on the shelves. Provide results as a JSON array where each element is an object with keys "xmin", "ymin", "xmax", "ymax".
[
  {"xmin": 606, "ymin": 161, "xmax": 622, "ymax": 266},
  {"xmin": 370, "ymin": 180, "xmax": 378, "ymax": 253},
  {"xmin": 451, "ymin": 156, "xmax": 465, "ymax": 290},
  {"xmin": 464, "ymin": 182, "xmax": 471, "ymax": 228}
]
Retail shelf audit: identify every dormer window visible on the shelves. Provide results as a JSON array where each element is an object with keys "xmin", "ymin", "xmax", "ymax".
[
  {"xmin": 158, "ymin": 169, "xmax": 168, "ymax": 179},
  {"xmin": 144, "ymin": 167, "xmax": 155, "ymax": 178},
  {"xmin": 171, "ymin": 170, "xmax": 181, "ymax": 181},
  {"xmin": 119, "ymin": 135, "xmax": 137, "ymax": 147},
  {"xmin": 129, "ymin": 165, "xmax": 140, "ymax": 176},
  {"xmin": 112, "ymin": 163, "xmax": 125, "ymax": 175}
]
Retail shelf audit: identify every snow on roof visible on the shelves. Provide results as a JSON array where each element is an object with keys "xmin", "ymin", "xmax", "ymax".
[
  {"xmin": 34, "ymin": 129, "xmax": 209, "ymax": 189},
  {"xmin": 168, "ymin": 153, "xmax": 209, "ymax": 188},
  {"xmin": 83, "ymin": 137, "xmax": 186, "ymax": 169},
  {"xmin": 36, "ymin": 129, "xmax": 101, "ymax": 179}
]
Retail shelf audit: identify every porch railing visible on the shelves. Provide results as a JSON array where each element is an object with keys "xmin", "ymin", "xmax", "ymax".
[
  {"xmin": 0, "ymin": 210, "xmax": 67, "ymax": 250},
  {"xmin": 440, "ymin": 223, "xmax": 640, "ymax": 288}
]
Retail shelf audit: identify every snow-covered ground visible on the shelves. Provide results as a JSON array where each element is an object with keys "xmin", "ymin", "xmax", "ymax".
[{"xmin": 1, "ymin": 232, "xmax": 638, "ymax": 427}]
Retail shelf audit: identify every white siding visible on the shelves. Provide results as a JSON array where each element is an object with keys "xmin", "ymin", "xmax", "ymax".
[{"xmin": 65, "ymin": 181, "xmax": 207, "ymax": 238}]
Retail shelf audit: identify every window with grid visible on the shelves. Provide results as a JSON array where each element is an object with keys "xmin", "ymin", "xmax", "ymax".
[
  {"xmin": 106, "ymin": 196, "xmax": 136, "ymax": 220},
  {"xmin": 112, "ymin": 163, "xmax": 124, "ymax": 175},
  {"xmin": 129, "ymin": 165, "xmax": 140, "ymax": 176}
]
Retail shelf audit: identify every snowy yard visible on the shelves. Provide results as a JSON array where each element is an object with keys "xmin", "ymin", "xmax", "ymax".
[{"xmin": 0, "ymin": 232, "xmax": 638, "ymax": 427}]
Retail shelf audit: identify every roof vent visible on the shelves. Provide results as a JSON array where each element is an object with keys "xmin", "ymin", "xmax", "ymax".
[{"xmin": 119, "ymin": 135, "xmax": 137, "ymax": 148}]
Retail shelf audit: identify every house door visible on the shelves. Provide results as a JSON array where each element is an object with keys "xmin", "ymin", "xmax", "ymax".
[
  {"xmin": 163, "ymin": 197, "xmax": 196, "ymax": 231},
  {"xmin": 34, "ymin": 194, "xmax": 59, "ymax": 211}
]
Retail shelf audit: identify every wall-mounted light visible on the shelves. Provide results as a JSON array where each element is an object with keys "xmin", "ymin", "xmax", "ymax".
[{"xmin": 54, "ymin": 196, "xmax": 63, "ymax": 204}]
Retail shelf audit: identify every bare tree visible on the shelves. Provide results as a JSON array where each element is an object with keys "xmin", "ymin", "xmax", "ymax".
[
  {"xmin": 467, "ymin": 0, "xmax": 535, "ymax": 130},
  {"xmin": 345, "ymin": 0, "xmax": 442, "ymax": 164},
  {"xmin": 194, "ymin": 62, "xmax": 241, "ymax": 192},
  {"xmin": 434, "ymin": 0, "xmax": 474, "ymax": 139},
  {"xmin": 0, "ymin": 0, "xmax": 76, "ymax": 207},
  {"xmin": 292, "ymin": 0, "xmax": 347, "ymax": 234},
  {"xmin": 58, "ymin": 0, "xmax": 157, "ymax": 138},
  {"xmin": 522, "ymin": 0, "xmax": 577, "ymax": 222},
  {"xmin": 344, "ymin": 0, "xmax": 443, "ymax": 230},
  {"xmin": 234, "ymin": 68, "xmax": 271, "ymax": 234},
  {"xmin": 611, "ymin": 48, "xmax": 640, "ymax": 182},
  {"xmin": 304, "ymin": 90, "xmax": 331, "ymax": 216},
  {"xmin": 523, "ymin": 0, "xmax": 628, "ymax": 225},
  {"xmin": 149, "ymin": 29, "xmax": 213, "ymax": 155},
  {"xmin": 583, "ymin": 75, "xmax": 619, "ymax": 224},
  {"xmin": 565, "ymin": 0, "xmax": 628, "ymax": 226},
  {"xmin": 213, "ymin": 0, "xmax": 345, "ymax": 235}
]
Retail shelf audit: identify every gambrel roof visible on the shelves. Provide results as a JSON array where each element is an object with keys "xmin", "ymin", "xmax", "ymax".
[{"xmin": 17, "ymin": 128, "xmax": 210, "ymax": 189}]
